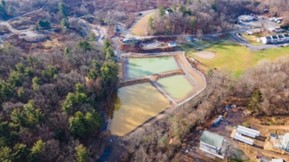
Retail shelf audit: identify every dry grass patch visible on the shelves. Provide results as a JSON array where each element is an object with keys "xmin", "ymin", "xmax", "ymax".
[{"xmin": 131, "ymin": 11, "xmax": 155, "ymax": 36}]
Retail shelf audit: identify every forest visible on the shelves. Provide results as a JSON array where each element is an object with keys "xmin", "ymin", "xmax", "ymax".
[
  {"xmin": 147, "ymin": 0, "xmax": 289, "ymax": 35},
  {"xmin": 0, "ymin": 40, "xmax": 118, "ymax": 161}
]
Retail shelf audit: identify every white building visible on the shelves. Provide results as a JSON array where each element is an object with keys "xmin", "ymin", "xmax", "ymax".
[
  {"xmin": 259, "ymin": 34, "xmax": 289, "ymax": 44},
  {"xmin": 168, "ymin": 41, "xmax": 177, "ymax": 47},
  {"xmin": 236, "ymin": 125, "xmax": 260, "ymax": 138},
  {"xmin": 281, "ymin": 133, "xmax": 289, "ymax": 151},
  {"xmin": 272, "ymin": 158, "xmax": 284, "ymax": 162},
  {"xmin": 199, "ymin": 131, "xmax": 227, "ymax": 159},
  {"xmin": 232, "ymin": 132, "xmax": 254, "ymax": 145}
]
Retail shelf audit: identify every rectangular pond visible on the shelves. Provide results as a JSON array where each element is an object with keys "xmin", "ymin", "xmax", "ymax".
[
  {"xmin": 108, "ymin": 82, "xmax": 171, "ymax": 136},
  {"xmin": 126, "ymin": 56, "xmax": 180, "ymax": 79},
  {"xmin": 157, "ymin": 75, "xmax": 195, "ymax": 101}
]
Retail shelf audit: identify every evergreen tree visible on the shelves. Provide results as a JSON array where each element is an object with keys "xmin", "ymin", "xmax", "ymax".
[{"xmin": 75, "ymin": 144, "xmax": 88, "ymax": 162}]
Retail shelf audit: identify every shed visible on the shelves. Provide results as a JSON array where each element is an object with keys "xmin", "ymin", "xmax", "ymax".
[
  {"xmin": 236, "ymin": 125, "xmax": 260, "ymax": 138},
  {"xmin": 168, "ymin": 41, "xmax": 177, "ymax": 47},
  {"xmin": 212, "ymin": 115, "xmax": 223, "ymax": 127},
  {"xmin": 165, "ymin": 8, "xmax": 173, "ymax": 15},
  {"xmin": 270, "ymin": 133, "xmax": 278, "ymax": 140}
]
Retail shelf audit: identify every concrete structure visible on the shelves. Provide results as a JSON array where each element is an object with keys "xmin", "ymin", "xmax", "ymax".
[
  {"xmin": 236, "ymin": 125, "xmax": 260, "ymax": 138},
  {"xmin": 259, "ymin": 34, "xmax": 289, "ymax": 44},
  {"xmin": 281, "ymin": 133, "xmax": 289, "ymax": 151},
  {"xmin": 199, "ymin": 131, "xmax": 227, "ymax": 159}
]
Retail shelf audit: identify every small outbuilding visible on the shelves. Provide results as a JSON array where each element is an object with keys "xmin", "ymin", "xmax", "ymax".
[
  {"xmin": 212, "ymin": 115, "xmax": 223, "ymax": 127},
  {"xmin": 168, "ymin": 41, "xmax": 177, "ymax": 47},
  {"xmin": 165, "ymin": 8, "xmax": 174, "ymax": 15},
  {"xmin": 199, "ymin": 131, "xmax": 227, "ymax": 159},
  {"xmin": 186, "ymin": 36, "xmax": 194, "ymax": 43},
  {"xmin": 121, "ymin": 38, "xmax": 139, "ymax": 45}
]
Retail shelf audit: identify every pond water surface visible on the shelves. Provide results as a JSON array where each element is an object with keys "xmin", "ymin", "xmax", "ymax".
[
  {"xmin": 157, "ymin": 75, "xmax": 194, "ymax": 101},
  {"xmin": 108, "ymin": 82, "xmax": 171, "ymax": 136},
  {"xmin": 127, "ymin": 56, "xmax": 180, "ymax": 79}
]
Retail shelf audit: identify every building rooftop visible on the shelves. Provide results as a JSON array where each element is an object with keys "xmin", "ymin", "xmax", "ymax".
[
  {"xmin": 272, "ymin": 159, "xmax": 284, "ymax": 162},
  {"xmin": 282, "ymin": 133, "xmax": 289, "ymax": 149},
  {"xmin": 236, "ymin": 126, "xmax": 259, "ymax": 139},
  {"xmin": 168, "ymin": 41, "xmax": 177, "ymax": 47},
  {"xmin": 200, "ymin": 131, "xmax": 224, "ymax": 149}
]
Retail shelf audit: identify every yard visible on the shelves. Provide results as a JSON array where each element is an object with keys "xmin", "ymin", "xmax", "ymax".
[
  {"xmin": 242, "ymin": 34, "xmax": 263, "ymax": 46},
  {"xmin": 189, "ymin": 43, "xmax": 289, "ymax": 77},
  {"xmin": 131, "ymin": 11, "xmax": 155, "ymax": 36}
]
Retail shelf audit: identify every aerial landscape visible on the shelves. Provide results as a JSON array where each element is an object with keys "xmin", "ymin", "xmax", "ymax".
[{"xmin": 0, "ymin": 0, "xmax": 289, "ymax": 162}]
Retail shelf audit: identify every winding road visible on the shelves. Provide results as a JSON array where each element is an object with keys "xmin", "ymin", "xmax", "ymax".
[{"xmin": 0, "ymin": 0, "xmax": 49, "ymax": 43}]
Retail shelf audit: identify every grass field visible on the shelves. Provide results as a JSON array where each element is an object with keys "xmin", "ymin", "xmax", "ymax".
[
  {"xmin": 190, "ymin": 43, "xmax": 289, "ymax": 77},
  {"xmin": 131, "ymin": 11, "xmax": 155, "ymax": 36}
]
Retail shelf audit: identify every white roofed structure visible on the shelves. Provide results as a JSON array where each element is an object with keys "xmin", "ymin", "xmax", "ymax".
[
  {"xmin": 236, "ymin": 125, "xmax": 260, "ymax": 138},
  {"xmin": 282, "ymin": 133, "xmax": 289, "ymax": 151},
  {"xmin": 233, "ymin": 133, "xmax": 254, "ymax": 145}
]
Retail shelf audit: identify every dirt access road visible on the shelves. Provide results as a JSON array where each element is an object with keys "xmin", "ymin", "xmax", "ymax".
[{"xmin": 0, "ymin": 0, "xmax": 49, "ymax": 43}]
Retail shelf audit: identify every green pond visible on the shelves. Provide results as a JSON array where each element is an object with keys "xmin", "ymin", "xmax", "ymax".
[
  {"xmin": 157, "ymin": 75, "xmax": 194, "ymax": 101},
  {"xmin": 127, "ymin": 56, "xmax": 180, "ymax": 79},
  {"xmin": 109, "ymin": 82, "xmax": 171, "ymax": 136}
]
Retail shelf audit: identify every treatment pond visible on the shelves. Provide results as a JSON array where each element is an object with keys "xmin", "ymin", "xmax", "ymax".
[
  {"xmin": 126, "ymin": 56, "xmax": 180, "ymax": 79},
  {"xmin": 108, "ymin": 82, "xmax": 171, "ymax": 136},
  {"xmin": 157, "ymin": 75, "xmax": 195, "ymax": 102}
]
